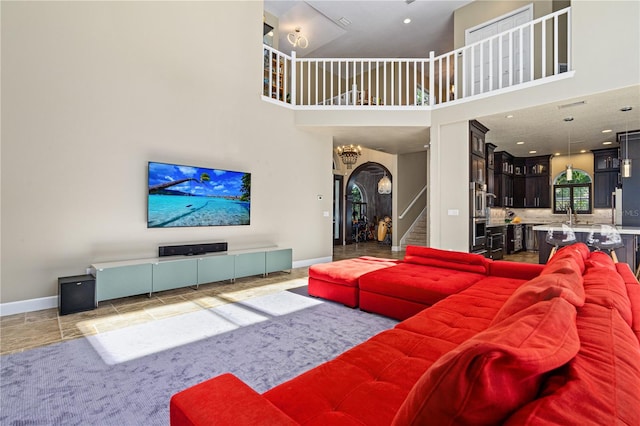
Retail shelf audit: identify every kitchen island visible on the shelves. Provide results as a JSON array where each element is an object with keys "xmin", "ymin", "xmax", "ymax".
[{"xmin": 533, "ymin": 224, "xmax": 640, "ymax": 273}]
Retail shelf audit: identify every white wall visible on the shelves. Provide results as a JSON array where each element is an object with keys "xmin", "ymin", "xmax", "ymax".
[
  {"xmin": 428, "ymin": 121, "xmax": 470, "ymax": 251},
  {"xmin": 1, "ymin": 1, "xmax": 333, "ymax": 304}
]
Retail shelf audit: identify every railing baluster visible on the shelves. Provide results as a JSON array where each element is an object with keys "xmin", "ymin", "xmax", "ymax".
[
  {"xmin": 479, "ymin": 40, "xmax": 484, "ymax": 93},
  {"xmin": 554, "ymin": 14, "xmax": 559, "ymax": 75},
  {"xmin": 508, "ymin": 32, "xmax": 513, "ymax": 87},
  {"xmin": 429, "ymin": 51, "xmax": 435, "ymax": 106},
  {"xmin": 529, "ymin": 22, "xmax": 534, "ymax": 82},
  {"xmin": 519, "ymin": 27, "xmax": 524, "ymax": 84},
  {"xmin": 390, "ymin": 62, "xmax": 394, "ymax": 106},
  {"xmin": 541, "ymin": 19, "xmax": 547, "ymax": 78},
  {"xmin": 498, "ymin": 34, "xmax": 503, "ymax": 89},
  {"xmin": 566, "ymin": 8, "xmax": 571, "ymax": 71},
  {"xmin": 383, "ymin": 61, "xmax": 387, "ymax": 106}
]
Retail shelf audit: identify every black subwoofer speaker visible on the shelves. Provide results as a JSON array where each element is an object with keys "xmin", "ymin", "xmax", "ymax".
[
  {"xmin": 158, "ymin": 242, "xmax": 228, "ymax": 257},
  {"xmin": 58, "ymin": 274, "xmax": 96, "ymax": 316}
]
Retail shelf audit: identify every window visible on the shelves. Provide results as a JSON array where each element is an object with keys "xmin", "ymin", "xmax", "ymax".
[{"xmin": 553, "ymin": 169, "xmax": 592, "ymax": 214}]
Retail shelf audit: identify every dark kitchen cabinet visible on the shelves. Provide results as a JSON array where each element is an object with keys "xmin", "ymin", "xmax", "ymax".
[
  {"xmin": 494, "ymin": 151, "xmax": 513, "ymax": 207},
  {"xmin": 486, "ymin": 143, "xmax": 496, "ymax": 206},
  {"xmin": 525, "ymin": 155, "xmax": 550, "ymax": 177},
  {"xmin": 471, "ymin": 155, "xmax": 486, "ymax": 184},
  {"xmin": 470, "ymin": 120, "xmax": 489, "ymax": 157},
  {"xmin": 486, "ymin": 143, "xmax": 496, "ymax": 169},
  {"xmin": 593, "ymin": 147, "xmax": 620, "ymax": 172},
  {"xmin": 592, "ymin": 148, "xmax": 620, "ymax": 208},
  {"xmin": 513, "ymin": 175, "xmax": 526, "ymax": 208},
  {"xmin": 525, "ymin": 175, "xmax": 551, "ymax": 208},
  {"xmin": 594, "ymin": 171, "xmax": 619, "ymax": 208}
]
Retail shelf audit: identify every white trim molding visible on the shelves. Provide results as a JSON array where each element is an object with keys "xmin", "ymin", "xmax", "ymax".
[{"xmin": 0, "ymin": 296, "xmax": 58, "ymax": 317}]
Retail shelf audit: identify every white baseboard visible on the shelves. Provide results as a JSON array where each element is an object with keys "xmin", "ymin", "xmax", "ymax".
[
  {"xmin": 293, "ymin": 256, "xmax": 332, "ymax": 268},
  {"xmin": 0, "ymin": 296, "xmax": 58, "ymax": 317}
]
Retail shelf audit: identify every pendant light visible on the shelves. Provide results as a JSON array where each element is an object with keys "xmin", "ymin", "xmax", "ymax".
[
  {"xmin": 564, "ymin": 117, "xmax": 574, "ymax": 181},
  {"xmin": 378, "ymin": 171, "xmax": 392, "ymax": 194},
  {"xmin": 621, "ymin": 106, "xmax": 632, "ymax": 178}
]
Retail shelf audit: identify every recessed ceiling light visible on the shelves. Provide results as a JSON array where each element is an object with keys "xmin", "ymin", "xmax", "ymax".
[
  {"xmin": 529, "ymin": 150, "xmax": 537, "ymax": 154},
  {"xmin": 602, "ymin": 129, "xmax": 612, "ymax": 133},
  {"xmin": 506, "ymin": 114, "xmax": 514, "ymax": 119},
  {"xmin": 338, "ymin": 17, "xmax": 352, "ymax": 26},
  {"xmin": 555, "ymin": 152, "xmax": 561, "ymax": 156},
  {"xmin": 516, "ymin": 141, "xmax": 525, "ymax": 145},
  {"xmin": 603, "ymin": 141, "xmax": 613, "ymax": 145},
  {"xmin": 403, "ymin": 18, "xmax": 411, "ymax": 24},
  {"xmin": 580, "ymin": 149, "xmax": 587, "ymax": 153}
]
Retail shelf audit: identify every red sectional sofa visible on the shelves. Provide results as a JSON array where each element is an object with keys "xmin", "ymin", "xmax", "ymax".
[
  {"xmin": 170, "ymin": 243, "xmax": 640, "ymax": 426},
  {"xmin": 310, "ymin": 245, "xmax": 544, "ymax": 320}
]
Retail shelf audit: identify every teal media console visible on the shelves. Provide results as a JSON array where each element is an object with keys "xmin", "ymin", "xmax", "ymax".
[{"xmin": 90, "ymin": 247, "xmax": 292, "ymax": 302}]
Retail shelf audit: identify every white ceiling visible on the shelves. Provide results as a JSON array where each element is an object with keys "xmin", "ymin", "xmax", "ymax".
[
  {"xmin": 264, "ymin": 0, "xmax": 471, "ymax": 58},
  {"xmin": 264, "ymin": 1, "xmax": 640, "ymax": 157}
]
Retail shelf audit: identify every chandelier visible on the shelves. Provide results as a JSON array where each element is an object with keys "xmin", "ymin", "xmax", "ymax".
[
  {"xmin": 336, "ymin": 145, "xmax": 362, "ymax": 169},
  {"xmin": 287, "ymin": 27, "xmax": 308, "ymax": 49},
  {"xmin": 378, "ymin": 171, "xmax": 392, "ymax": 194}
]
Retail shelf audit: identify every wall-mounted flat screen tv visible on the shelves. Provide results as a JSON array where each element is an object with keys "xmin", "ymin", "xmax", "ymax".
[{"xmin": 147, "ymin": 161, "xmax": 251, "ymax": 228}]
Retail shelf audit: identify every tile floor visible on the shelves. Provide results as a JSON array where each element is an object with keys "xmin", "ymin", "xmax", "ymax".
[{"xmin": 0, "ymin": 242, "xmax": 539, "ymax": 355}]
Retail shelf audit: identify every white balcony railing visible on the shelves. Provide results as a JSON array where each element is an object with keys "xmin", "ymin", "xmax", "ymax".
[{"xmin": 263, "ymin": 7, "xmax": 571, "ymax": 109}]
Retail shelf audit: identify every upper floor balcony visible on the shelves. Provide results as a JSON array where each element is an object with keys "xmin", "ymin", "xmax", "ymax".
[{"xmin": 262, "ymin": 7, "xmax": 572, "ymax": 111}]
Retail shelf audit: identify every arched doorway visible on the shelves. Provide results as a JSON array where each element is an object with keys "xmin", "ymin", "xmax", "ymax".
[{"xmin": 344, "ymin": 162, "xmax": 392, "ymax": 244}]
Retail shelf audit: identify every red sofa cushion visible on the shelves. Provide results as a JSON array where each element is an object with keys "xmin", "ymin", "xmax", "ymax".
[
  {"xmin": 264, "ymin": 328, "xmax": 453, "ymax": 426},
  {"xmin": 583, "ymin": 251, "xmax": 633, "ymax": 326},
  {"xmin": 396, "ymin": 275, "xmax": 525, "ymax": 347},
  {"xmin": 403, "ymin": 245, "xmax": 490, "ymax": 275},
  {"xmin": 170, "ymin": 373, "xmax": 297, "ymax": 426},
  {"xmin": 548, "ymin": 242, "xmax": 590, "ymax": 273},
  {"xmin": 492, "ymin": 262, "xmax": 585, "ymax": 325},
  {"xmin": 359, "ymin": 262, "xmax": 485, "ymax": 306},
  {"xmin": 393, "ymin": 297, "xmax": 580, "ymax": 426},
  {"xmin": 504, "ymin": 303, "xmax": 640, "ymax": 426},
  {"xmin": 488, "ymin": 260, "xmax": 544, "ymax": 280},
  {"xmin": 308, "ymin": 256, "xmax": 398, "ymax": 287}
]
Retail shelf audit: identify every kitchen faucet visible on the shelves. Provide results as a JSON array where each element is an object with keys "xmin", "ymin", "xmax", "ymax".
[{"xmin": 567, "ymin": 206, "xmax": 577, "ymax": 226}]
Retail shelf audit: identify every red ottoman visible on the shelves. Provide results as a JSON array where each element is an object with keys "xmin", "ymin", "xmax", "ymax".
[{"xmin": 308, "ymin": 256, "xmax": 398, "ymax": 307}]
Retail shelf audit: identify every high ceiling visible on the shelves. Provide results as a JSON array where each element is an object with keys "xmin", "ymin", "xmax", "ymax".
[{"xmin": 264, "ymin": 1, "xmax": 640, "ymax": 156}]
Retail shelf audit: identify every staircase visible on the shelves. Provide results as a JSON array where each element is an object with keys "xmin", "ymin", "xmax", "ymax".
[{"xmin": 401, "ymin": 209, "xmax": 427, "ymax": 250}]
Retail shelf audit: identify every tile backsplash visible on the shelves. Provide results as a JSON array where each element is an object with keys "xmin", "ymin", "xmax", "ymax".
[{"xmin": 488, "ymin": 208, "xmax": 614, "ymax": 225}]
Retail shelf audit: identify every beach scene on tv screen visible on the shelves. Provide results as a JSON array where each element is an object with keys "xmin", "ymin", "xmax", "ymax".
[{"xmin": 148, "ymin": 162, "xmax": 250, "ymax": 227}]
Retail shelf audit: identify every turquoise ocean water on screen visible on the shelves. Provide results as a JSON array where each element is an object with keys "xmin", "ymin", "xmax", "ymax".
[{"xmin": 148, "ymin": 194, "xmax": 250, "ymax": 227}]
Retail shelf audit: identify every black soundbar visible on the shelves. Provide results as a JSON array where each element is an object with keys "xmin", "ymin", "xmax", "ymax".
[{"xmin": 159, "ymin": 242, "xmax": 228, "ymax": 257}]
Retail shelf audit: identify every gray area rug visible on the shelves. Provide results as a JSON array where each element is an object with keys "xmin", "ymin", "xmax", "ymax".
[{"xmin": 1, "ymin": 288, "xmax": 397, "ymax": 425}]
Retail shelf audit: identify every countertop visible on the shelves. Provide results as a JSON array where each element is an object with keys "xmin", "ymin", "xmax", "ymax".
[
  {"xmin": 487, "ymin": 221, "xmax": 548, "ymax": 227},
  {"xmin": 532, "ymin": 224, "xmax": 640, "ymax": 235}
]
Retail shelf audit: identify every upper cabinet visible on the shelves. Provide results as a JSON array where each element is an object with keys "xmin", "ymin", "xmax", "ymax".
[
  {"xmin": 470, "ymin": 120, "xmax": 489, "ymax": 158},
  {"xmin": 469, "ymin": 120, "xmax": 489, "ymax": 185},
  {"xmin": 494, "ymin": 153, "xmax": 550, "ymax": 208},
  {"xmin": 593, "ymin": 147, "xmax": 621, "ymax": 172},
  {"xmin": 592, "ymin": 147, "xmax": 620, "ymax": 208}
]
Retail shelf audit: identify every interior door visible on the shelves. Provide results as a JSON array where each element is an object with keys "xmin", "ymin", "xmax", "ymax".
[
  {"xmin": 333, "ymin": 175, "xmax": 343, "ymax": 245},
  {"xmin": 466, "ymin": 5, "xmax": 532, "ymax": 94}
]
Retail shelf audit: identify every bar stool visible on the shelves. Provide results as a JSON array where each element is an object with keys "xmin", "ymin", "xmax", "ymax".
[
  {"xmin": 545, "ymin": 223, "xmax": 577, "ymax": 261},
  {"xmin": 586, "ymin": 224, "xmax": 624, "ymax": 262}
]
